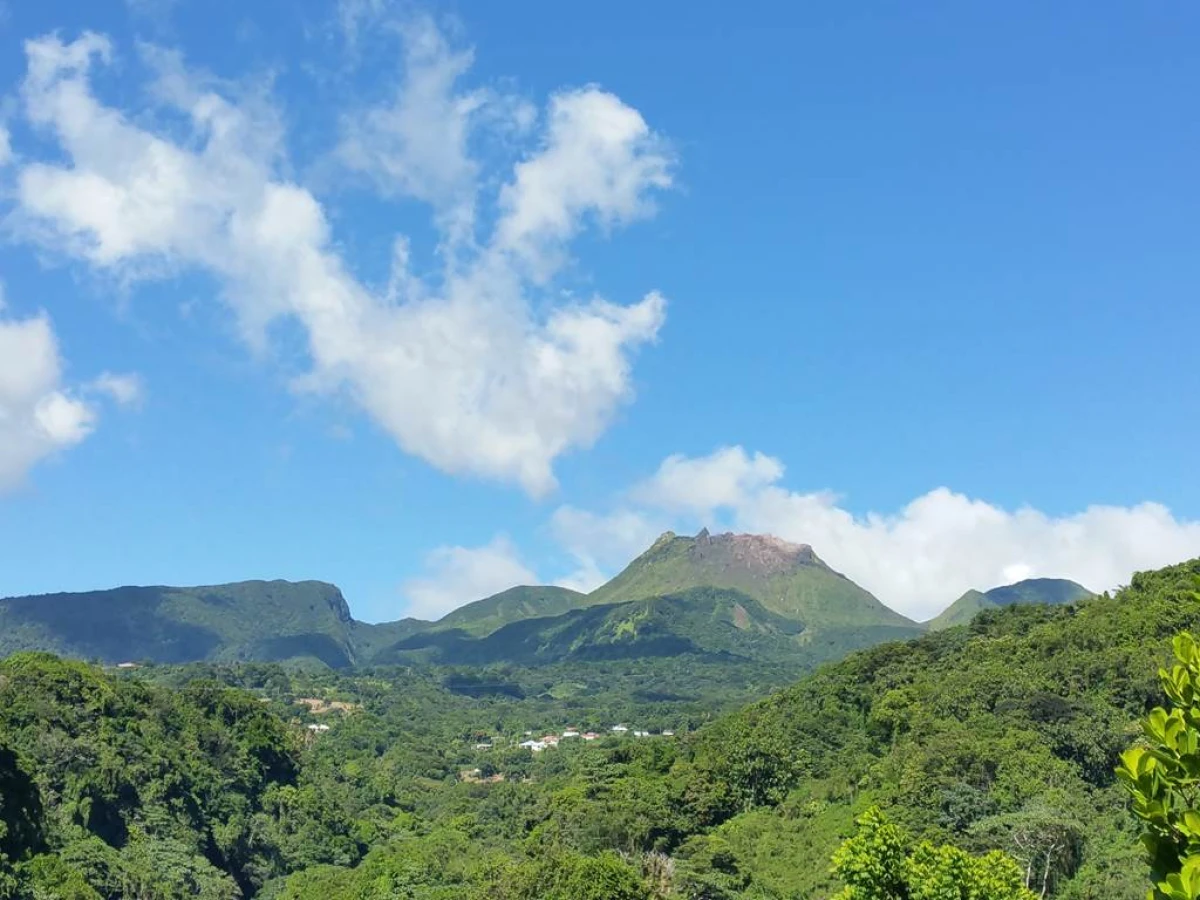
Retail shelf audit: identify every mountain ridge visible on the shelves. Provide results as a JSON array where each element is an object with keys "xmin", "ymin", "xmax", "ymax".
[
  {"xmin": 0, "ymin": 579, "xmax": 359, "ymax": 667},
  {"xmin": 4, "ymin": 533, "xmax": 1098, "ymax": 668},
  {"xmin": 925, "ymin": 576, "xmax": 1094, "ymax": 631}
]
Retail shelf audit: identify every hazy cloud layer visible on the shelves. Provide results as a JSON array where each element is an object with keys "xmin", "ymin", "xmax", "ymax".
[{"xmin": 13, "ymin": 22, "xmax": 672, "ymax": 495}]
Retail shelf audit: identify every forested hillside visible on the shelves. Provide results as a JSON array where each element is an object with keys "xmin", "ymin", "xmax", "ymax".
[
  {"xmin": 0, "ymin": 581, "xmax": 359, "ymax": 668},
  {"xmin": 667, "ymin": 557, "xmax": 1200, "ymax": 897},
  {"xmin": 1, "ymin": 557, "xmax": 1196, "ymax": 898}
]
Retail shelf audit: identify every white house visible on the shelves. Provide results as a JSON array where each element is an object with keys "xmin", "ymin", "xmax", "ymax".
[
  {"xmin": 611, "ymin": 725, "xmax": 629, "ymax": 733},
  {"xmin": 519, "ymin": 739, "xmax": 547, "ymax": 752}
]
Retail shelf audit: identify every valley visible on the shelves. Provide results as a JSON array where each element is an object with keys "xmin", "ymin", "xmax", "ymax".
[{"xmin": 0, "ymin": 530, "xmax": 1192, "ymax": 899}]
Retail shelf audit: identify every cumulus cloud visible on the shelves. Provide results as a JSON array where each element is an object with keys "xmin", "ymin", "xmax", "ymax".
[
  {"xmin": 13, "ymin": 26, "xmax": 673, "ymax": 496},
  {"xmin": 0, "ymin": 308, "xmax": 96, "ymax": 491},
  {"xmin": 495, "ymin": 88, "xmax": 673, "ymax": 277},
  {"xmin": 631, "ymin": 446, "xmax": 785, "ymax": 514},
  {"xmin": 554, "ymin": 446, "xmax": 1200, "ymax": 621},
  {"xmin": 401, "ymin": 535, "xmax": 538, "ymax": 620}
]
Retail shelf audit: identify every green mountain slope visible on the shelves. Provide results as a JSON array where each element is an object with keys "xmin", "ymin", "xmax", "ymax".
[
  {"xmin": 586, "ymin": 528, "xmax": 917, "ymax": 630},
  {"xmin": 926, "ymin": 577, "xmax": 1093, "ymax": 630},
  {"xmin": 0, "ymin": 530, "xmax": 919, "ymax": 671},
  {"xmin": 369, "ymin": 586, "xmax": 923, "ymax": 671},
  {"xmin": 431, "ymin": 585, "xmax": 586, "ymax": 636},
  {"xmin": 984, "ymin": 576, "xmax": 1094, "ymax": 607},
  {"xmin": 666, "ymin": 559, "xmax": 1200, "ymax": 898},
  {"xmin": 0, "ymin": 580, "xmax": 359, "ymax": 667},
  {"xmin": 370, "ymin": 587, "xmax": 805, "ymax": 666}
]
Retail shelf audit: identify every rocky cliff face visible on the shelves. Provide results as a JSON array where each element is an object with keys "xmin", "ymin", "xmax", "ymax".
[{"xmin": 686, "ymin": 528, "xmax": 825, "ymax": 576}]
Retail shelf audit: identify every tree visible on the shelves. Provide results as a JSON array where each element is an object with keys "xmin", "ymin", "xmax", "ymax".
[
  {"xmin": 830, "ymin": 807, "xmax": 1037, "ymax": 900},
  {"xmin": 969, "ymin": 792, "xmax": 1083, "ymax": 897},
  {"xmin": 1117, "ymin": 630, "xmax": 1200, "ymax": 900}
]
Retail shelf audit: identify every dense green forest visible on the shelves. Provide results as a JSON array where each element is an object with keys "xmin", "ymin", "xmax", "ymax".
[{"xmin": 1, "ymin": 557, "xmax": 1198, "ymax": 898}]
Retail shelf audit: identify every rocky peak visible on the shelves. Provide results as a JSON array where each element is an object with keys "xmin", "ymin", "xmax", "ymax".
[{"xmin": 684, "ymin": 529, "xmax": 824, "ymax": 576}]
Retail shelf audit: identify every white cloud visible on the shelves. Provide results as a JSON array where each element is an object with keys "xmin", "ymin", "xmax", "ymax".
[
  {"xmin": 402, "ymin": 535, "xmax": 538, "ymax": 620},
  {"xmin": 554, "ymin": 446, "xmax": 1200, "ymax": 621},
  {"xmin": 0, "ymin": 308, "xmax": 97, "ymax": 491},
  {"xmin": 13, "ymin": 28, "xmax": 673, "ymax": 496},
  {"xmin": 631, "ymin": 445, "xmax": 785, "ymax": 515},
  {"xmin": 336, "ymin": 15, "xmax": 513, "ymax": 248},
  {"xmin": 0, "ymin": 125, "xmax": 11, "ymax": 167},
  {"xmin": 90, "ymin": 372, "xmax": 145, "ymax": 407},
  {"xmin": 496, "ymin": 88, "xmax": 674, "ymax": 277}
]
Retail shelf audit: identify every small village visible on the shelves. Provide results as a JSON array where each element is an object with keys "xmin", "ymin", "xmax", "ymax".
[
  {"xmin": 281, "ymin": 693, "xmax": 681, "ymax": 757},
  {"xmin": 507, "ymin": 724, "xmax": 676, "ymax": 753},
  {"xmin": 460, "ymin": 725, "xmax": 680, "ymax": 782}
]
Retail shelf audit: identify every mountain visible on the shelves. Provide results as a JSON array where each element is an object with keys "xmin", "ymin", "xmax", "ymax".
[
  {"xmin": 925, "ymin": 576, "xmax": 1094, "ymax": 630},
  {"xmin": 371, "ymin": 587, "xmax": 806, "ymax": 666},
  {"xmin": 5, "ymin": 557, "xmax": 1195, "ymax": 900},
  {"xmin": 0, "ymin": 530, "xmax": 921, "ymax": 669},
  {"xmin": 430, "ymin": 585, "xmax": 586, "ymax": 636},
  {"xmin": 0, "ymin": 580, "xmax": 359, "ymax": 667},
  {"xmin": 371, "ymin": 585, "xmax": 925, "ymax": 673},
  {"xmin": 585, "ymin": 529, "xmax": 918, "ymax": 630}
]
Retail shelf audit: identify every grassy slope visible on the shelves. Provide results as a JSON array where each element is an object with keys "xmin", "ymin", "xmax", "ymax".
[
  {"xmin": 368, "ymin": 587, "xmax": 927, "ymax": 680},
  {"xmin": 585, "ymin": 531, "xmax": 918, "ymax": 630},
  {"xmin": 924, "ymin": 589, "xmax": 991, "ymax": 631},
  {"xmin": 432, "ymin": 585, "xmax": 587, "ymax": 636},
  {"xmin": 371, "ymin": 588, "xmax": 807, "ymax": 666}
]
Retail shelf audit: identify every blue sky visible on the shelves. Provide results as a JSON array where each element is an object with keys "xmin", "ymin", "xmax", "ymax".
[{"xmin": 1, "ymin": 0, "xmax": 1197, "ymax": 623}]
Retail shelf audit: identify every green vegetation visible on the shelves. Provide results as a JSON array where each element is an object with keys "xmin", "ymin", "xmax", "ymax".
[
  {"xmin": 2, "ymin": 554, "xmax": 1199, "ymax": 898},
  {"xmin": 382, "ymin": 588, "xmax": 814, "ymax": 666},
  {"xmin": 0, "ymin": 652, "xmax": 315, "ymax": 898},
  {"xmin": 0, "ymin": 532, "xmax": 925, "ymax": 676},
  {"xmin": 926, "ymin": 579, "xmax": 1094, "ymax": 631},
  {"xmin": 0, "ymin": 581, "xmax": 359, "ymax": 667},
  {"xmin": 830, "ymin": 807, "xmax": 1035, "ymax": 899},
  {"xmin": 433, "ymin": 586, "xmax": 587, "ymax": 637},
  {"xmin": 586, "ymin": 530, "xmax": 919, "ymax": 629},
  {"xmin": 1118, "ymin": 631, "xmax": 1200, "ymax": 900}
]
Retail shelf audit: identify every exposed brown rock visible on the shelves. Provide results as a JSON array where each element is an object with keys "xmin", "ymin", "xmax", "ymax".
[{"xmin": 684, "ymin": 530, "xmax": 825, "ymax": 576}]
